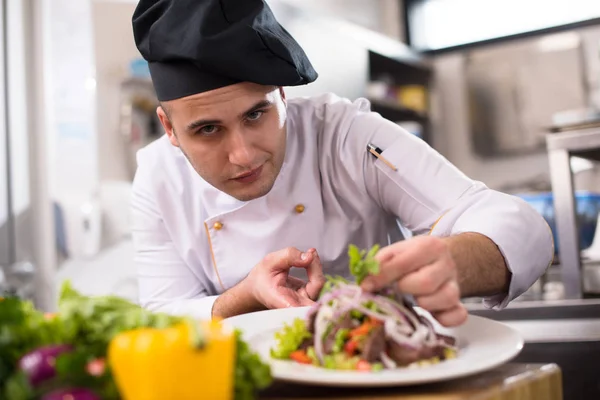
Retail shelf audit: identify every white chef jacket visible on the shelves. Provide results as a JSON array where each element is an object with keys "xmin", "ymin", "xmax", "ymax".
[{"xmin": 130, "ymin": 93, "xmax": 554, "ymax": 321}]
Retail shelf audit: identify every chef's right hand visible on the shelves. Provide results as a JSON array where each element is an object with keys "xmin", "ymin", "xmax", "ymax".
[
  {"xmin": 248, "ymin": 247, "xmax": 326, "ymax": 309},
  {"xmin": 211, "ymin": 247, "xmax": 325, "ymax": 319}
]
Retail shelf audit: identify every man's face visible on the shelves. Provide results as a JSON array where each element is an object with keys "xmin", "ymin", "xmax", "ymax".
[{"xmin": 157, "ymin": 83, "xmax": 288, "ymax": 202}]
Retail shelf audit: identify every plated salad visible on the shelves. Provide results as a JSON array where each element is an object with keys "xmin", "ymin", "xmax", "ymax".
[{"xmin": 270, "ymin": 245, "xmax": 457, "ymax": 372}]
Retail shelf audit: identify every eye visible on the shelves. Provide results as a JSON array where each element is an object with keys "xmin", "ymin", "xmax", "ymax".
[
  {"xmin": 199, "ymin": 125, "xmax": 219, "ymax": 135},
  {"xmin": 246, "ymin": 110, "xmax": 264, "ymax": 121}
]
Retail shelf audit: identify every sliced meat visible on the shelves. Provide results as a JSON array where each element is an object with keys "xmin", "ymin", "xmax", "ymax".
[
  {"xmin": 298, "ymin": 338, "xmax": 313, "ymax": 351},
  {"xmin": 361, "ymin": 326, "xmax": 385, "ymax": 363},
  {"xmin": 306, "ymin": 310, "xmax": 318, "ymax": 333},
  {"xmin": 387, "ymin": 341, "xmax": 447, "ymax": 366},
  {"xmin": 386, "ymin": 341, "xmax": 422, "ymax": 366},
  {"xmin": 437, "ymin": 334, "xmax": 456, "ymax": 347},
  {"xmin": 418, "ymin": 345, "xmax": 446, "ymax": 360},
  {"xmin": 337, "ymin": 312, "xmax": 354, "ymax": 330}
]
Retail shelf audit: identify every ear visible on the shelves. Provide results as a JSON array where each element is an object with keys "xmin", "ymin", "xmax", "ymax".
[
  {"xmin": 278, "ymin": 86, "xmax": 286, "ymax": 105},
  {"xmin": 157, "ymin": 106, "xmax": 179, "ymax": 147}
]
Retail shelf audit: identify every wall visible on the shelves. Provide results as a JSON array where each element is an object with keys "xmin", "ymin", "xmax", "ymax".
[
  {"xmin": 430, "ymin": 25, "xmax": 600, "ymax": 192},
  {"xmin": 279, "ymin": 0, "xmax": 404, "ymax": 41},
  {"xmin": 91, "ymin": 0, "xmax": 406, "ymax": 184},
  {"xmin": 92, "ymin": 0, "xmax": 140, "ymax": 183},
  {"xmin": 0, "ymin": 0, "xmax": 7, "ymax": 262}
]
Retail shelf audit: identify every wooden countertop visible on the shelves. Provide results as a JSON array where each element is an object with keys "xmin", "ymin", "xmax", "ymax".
[{"xmin": 259, "ymin": 363, "xmax": 562, "ymax": 400}]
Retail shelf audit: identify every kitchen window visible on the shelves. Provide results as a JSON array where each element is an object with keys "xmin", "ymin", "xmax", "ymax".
[{"xmin": 405, "ymin": 0, "xmax": 600, "ymax": 52}]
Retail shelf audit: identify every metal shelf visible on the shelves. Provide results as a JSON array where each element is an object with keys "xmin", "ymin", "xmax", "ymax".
[{"xmin": 546, "ymin": 125, "xmax": 600, "ymax": 299}]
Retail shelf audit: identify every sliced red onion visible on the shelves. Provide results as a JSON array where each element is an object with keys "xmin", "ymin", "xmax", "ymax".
[
  {"xmin": 313, "ymin": 305, "xmax": 333, "ymax": 364},
  {"xmin": 380, "ymin": 351, "xmax": 397, "ymax": 369},
  {"xmin": 384, "ymin": 319, "xmax": 420, "ymax": 350}
]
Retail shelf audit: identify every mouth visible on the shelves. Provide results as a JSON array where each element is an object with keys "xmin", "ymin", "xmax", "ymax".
[{"xmin": 231, "ymin": 164, "xmax": 264, "ymax": 184}]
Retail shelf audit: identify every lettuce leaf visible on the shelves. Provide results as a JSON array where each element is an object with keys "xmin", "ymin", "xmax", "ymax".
[
  {"xmin": 0, "ymin": 297, "xmax": 65, "ymax": 396},
  {"xmin": 57, "ymin": 281, "xmax": 184, "ymax": 356},
  {"xmin": 270, "ymin": 318, "xmax": 311, "ymax": 359},
  {"xmin": 234, "ymin": 329, "xmax": 272, "ymax": 400}
]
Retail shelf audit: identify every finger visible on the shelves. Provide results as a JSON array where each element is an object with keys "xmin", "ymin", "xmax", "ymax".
[
  {"xmin": 373, "ymin": 236, "xmax": 438, "ymax": 264},
  {"xmin": 302, "ymin": 249, "xmax": 326, "ymax": 300},
  {"xmin": 267, "ymin": 247, "xmax": 314, "ymax": 272},
  {"xmin": 415, "ymin": 280, "xmax": 461, "ymax": 312},
  {"xmin": 287, "ymin": 276, "xmax": 319, "ymax": 306},
  {"xmin": 397, "ymin": 260, "xmax": 456, "ymax": 296},
  {"xmin": 362, "ymin": 237, "xmax": 442, "ymax": 291},
  {"xmin": 432, "ymin": 304, "xmax": 468, "ymax": 327}
]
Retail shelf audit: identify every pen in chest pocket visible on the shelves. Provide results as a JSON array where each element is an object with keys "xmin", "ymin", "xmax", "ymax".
[{"xmin": 367, "ymin": 143, "xmax": 397, "ymax": 171}]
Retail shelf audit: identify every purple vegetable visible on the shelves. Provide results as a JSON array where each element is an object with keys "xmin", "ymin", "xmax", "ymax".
[
  {"xmin": 41, "ymin": 388, "xmax": 101, "ymax": 400},
  {"xmin": 18, "ymin": 344, "xmax": 73, "ymax": 386}
]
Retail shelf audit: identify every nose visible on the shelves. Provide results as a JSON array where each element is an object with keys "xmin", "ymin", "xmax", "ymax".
[{"xmin": 227, "ymin": 129, "xmax": 256, "ymax": 167}]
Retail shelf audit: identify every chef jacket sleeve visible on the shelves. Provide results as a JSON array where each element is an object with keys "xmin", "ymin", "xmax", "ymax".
[
  {"xmin": 131, "ymin": 152, "xmax": 217, "ymax": 320},
  {"xmin": 330, "ymin": 97, "xmax": 554, "ymax": 309}
]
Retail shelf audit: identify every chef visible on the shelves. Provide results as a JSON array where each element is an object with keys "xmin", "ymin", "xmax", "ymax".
[{"xmin": 130, "ymin": 0, "xmax": 554, "ymax": 325}]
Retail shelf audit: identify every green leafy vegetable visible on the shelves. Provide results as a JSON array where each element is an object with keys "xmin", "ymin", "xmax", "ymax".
[
  {"xmin": 2, "ymin": 282, "xmax": 274, "ymax": 400},
  {"xmin": 319, "ymin": 244, "xmax": 382, "ymax": 298},
  {"xmin": 0, "ymin": 297, "xmax": 65, "ymax": 397},
  {"xmin": 234, "ymin": 329, "xmax": 272, "ymax": 400},
  {"xmin": 57, "ymin": 281, "xmax": 184, "ymax": 357},
  {"xmin": 270, "ymin": 318, "xmax": 311, "ymax": 359},
  {"xmin": 2, "ymin": 371, "xmax": 33, "ymax": 400},
  {"xmin": 332, "ymin": 329, "xmax": 350, "ymax": 354},
  {"xmin": 350, "ymin": 310, "xmax": 364, "ymax": 320},
  {"xmin": 306, "ymin": 347, "xmax": 318, "ymax": 365},
  {"xmin": 364, "ymin": 300, "xmax": 381, "ymax": 313},
  {"xmin": 318, "ymin": 275, "xmax": 350, "ymax": 298},
  {"xmin": 348, "ymin": 244, "xmax": 380, "ymax": 284},
  {"xmin": 372, "ymin": 363, "xmax": 384, "ymax": 372},
  {"xmin": 322, "ymin": 353, "xmax": 360, "ymax": 370}
]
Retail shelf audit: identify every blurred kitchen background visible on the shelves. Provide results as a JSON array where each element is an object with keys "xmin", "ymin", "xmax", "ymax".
[{"xmin": 3, "ymin": 0, "xmax": 600, "ymax": 310}]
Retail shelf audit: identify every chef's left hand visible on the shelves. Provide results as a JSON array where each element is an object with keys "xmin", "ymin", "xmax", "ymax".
[{"xmin": 360, "ymin": 236, "xmax": 467, "ymax": 327}]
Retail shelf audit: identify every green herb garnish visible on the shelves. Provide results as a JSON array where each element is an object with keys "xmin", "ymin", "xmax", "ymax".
[
  {"xmin": 319, "ymin": 244, "xmax": 382, "ymax": 298},
  {"xmin": 348, "ymin": 244, "xmax": 380, "ymax": 285}
]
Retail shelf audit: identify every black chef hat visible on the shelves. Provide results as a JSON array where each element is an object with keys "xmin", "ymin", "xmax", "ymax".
[{"xmin": 132, "ymin": 0, "xmax": 318, "ymax": 101}]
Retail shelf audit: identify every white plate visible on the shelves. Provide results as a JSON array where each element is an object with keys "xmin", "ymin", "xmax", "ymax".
[{"xmin": 224, "ymin": 306, "xmax": 524, "ymax": 387}]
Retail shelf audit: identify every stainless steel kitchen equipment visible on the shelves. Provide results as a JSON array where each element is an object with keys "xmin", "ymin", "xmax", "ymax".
[
  {"xmin": 468, "ymin": 299, "xmax": 600, "ymax": 400},
  {"xmin": 546, "ymin": 122, "xmax": 600, "ymax": 298}
]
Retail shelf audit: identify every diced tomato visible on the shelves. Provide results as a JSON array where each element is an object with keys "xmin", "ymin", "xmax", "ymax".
[
  {"xmin": 356, "ymin": 360, "xmax": 371, "ymax": 371},
  {"xmin": 86, "ymin": 358, "xmax": 106, "ymax": 376},
  {"xmin": 290, "ymin": 350, "xmax": 312, "ymax": 364},
  {"xmin": 344, "ymin": 339, "xmax": 359, "ymax": 356}
]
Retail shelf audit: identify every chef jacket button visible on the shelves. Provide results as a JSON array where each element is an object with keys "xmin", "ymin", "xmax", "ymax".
[
  {"xmin": 213, "ymin": 221, "xmax": 223, "ymax": 230},
  {"xmin": 295, "ymin": 204, "xmax": 305, "ymax": 214}
]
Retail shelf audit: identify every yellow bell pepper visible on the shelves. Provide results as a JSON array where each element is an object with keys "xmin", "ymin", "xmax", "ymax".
[{"xmin": 108, "ymin": 320, "xmax": 235, "ymax": 400}]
